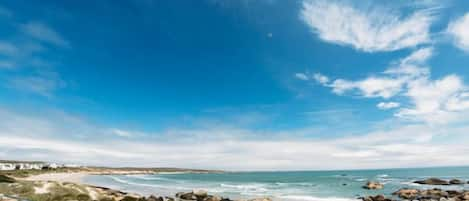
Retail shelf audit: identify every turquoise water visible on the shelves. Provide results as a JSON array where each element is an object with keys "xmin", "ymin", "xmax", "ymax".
[{"xmin": 83, "ymin": 167, "xmax": 469, "ymax": 201}]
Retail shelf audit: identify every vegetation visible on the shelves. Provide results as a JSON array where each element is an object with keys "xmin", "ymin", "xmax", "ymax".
[
  {"xmin": 0, "ymin": 179, "xmax": 117, "ymax": 201},
  {"xmin": 0, "ymin": 174, "xmax": 16, "ymax": 183},
  {"xmin": 1, "ymin": 167, "xmax": 84, "ymax": 178}
]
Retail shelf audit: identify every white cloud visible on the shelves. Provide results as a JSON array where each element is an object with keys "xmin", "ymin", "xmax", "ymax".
[
  {"xmin": 312, "ymin": 73, "xmax": 329, "ymax": 84},
  {"xmin": 377, "ymin": 102, "xmax": 400, "ymax": 110},
  {"xmin": 294, "ymin": 73, "xmax": 309, "ymax": 80},
  {"xmin": 20, "ymin": 22, "xmax": 70, "ymax": 48},
  {"xmin": 300, "ymin": 0, "xmax": 435, "ymax": 52},
  {"xmin": 314, "ymin": 47, "xmax": 469, "ymax": 124},
  {"xmin": 2, "ymin": 106, "xmax": 469, "ymax": 170},
  {"xmin": 447, "ymin": 13, "xmax": 469, "ymax": 52},
  {"xmin": 110, "ymin": 129, "xmax": 133, "ymax": 137}
]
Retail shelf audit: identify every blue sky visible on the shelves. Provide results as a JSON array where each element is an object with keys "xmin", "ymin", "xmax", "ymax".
[{"xmin": 1, "ymin": 0, "xmax": 469, "ymax": 170}]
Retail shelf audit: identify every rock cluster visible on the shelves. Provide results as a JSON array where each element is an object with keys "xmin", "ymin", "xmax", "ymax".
[
  {"xmin": 414, "ymin": 178, "xmax": 466, "ymax": 185},
  {"xmin": 175, "ymin": 190, "xmax": 272, "ymax": 201},
  {"xmin": 363, "ymin": 181, "xmax": 384, "ymax": 190},
  {"xmin": 363, "ymin": 189, "xmax": 469, "ymax": 201}
]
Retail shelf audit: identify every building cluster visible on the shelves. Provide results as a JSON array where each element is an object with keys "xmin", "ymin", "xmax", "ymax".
[{"xmin": 0, "ymin": 161, "xmax": 80, "ymax": 171}]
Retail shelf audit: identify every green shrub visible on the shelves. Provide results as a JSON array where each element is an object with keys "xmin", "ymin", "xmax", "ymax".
[{"xmin": 0, "ymin": 174, "xmax": 16, "ymax": 183}]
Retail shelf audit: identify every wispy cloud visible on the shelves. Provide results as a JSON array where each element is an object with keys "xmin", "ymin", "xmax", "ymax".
[
  {"xmin": 309, "ymin": 47, "xmax": 469, "ymax": 124},
  {"xmin": 300, "ymin": 0, "xmax": 436, "ymax": 52},
  {"xmin": 447, "ymin": 13, "xmax": 469, "ymax": 52},
  {"xmin": 20, "ymin": 22, "xmax": 70, "ymax": 48},
  {"xmin": 294, "ymin": 73, "xmax": 309, "ymax": 81},
  {"xmin": 7, "ymin": 72, "xmax": 66, "ymax": 97},
  {"xmin": 377, "ymin": 102, "xmax": 400, "ymax": 110}
]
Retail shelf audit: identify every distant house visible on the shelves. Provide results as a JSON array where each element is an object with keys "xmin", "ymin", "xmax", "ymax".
[
  {"xmin": 0, "ymin": 163, "xmax": 15, "ymax": 171},
  {"xmin": 0, "ymin": 160, "xmax": 46, "ymax": 171}
]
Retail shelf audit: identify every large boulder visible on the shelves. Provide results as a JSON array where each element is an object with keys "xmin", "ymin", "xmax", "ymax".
[
  {"xmin": 414, "ymin": 178, "xmax": 450, "ymax": 185},
  {"xmin": 363, "ymin": 181, "xmax": 384, "ymax": 190},
  {"xmin": 420, "ymin": 188, "xmax": 448, "ymax": 199},
  {"xmin": 193, "ymin": 189, "xmax": 208, "ymax": 199},
  {"xmin": 393, "ymin": 188, "xmax": 420, "ymax": 199},
  {"xmin": 449, "ymin": 179, "xmax": 464, "ymax": 185}
]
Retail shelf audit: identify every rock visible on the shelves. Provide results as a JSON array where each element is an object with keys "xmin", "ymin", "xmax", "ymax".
[
  {"xmin": 446, "ymin": 190, "xmax": 461, "ymax": 198},
  {"xmin": 460, "ymin": 192, "xmax": 469, "ymax": 200},
  {"xmin": 247, "ymin": 198, "xmax": 272, "ymax": 201},
  {"xmin": 204, "ymin": 196, "xmax": 222, "ymax": 201},
  {"xmin": 177, "ymin": 192, "xmax": 197, "ymax": 200},
  {"xmin": 414, "ymin": 178, "xmax": 450, "ymax": 185},
  {"xmin": 193, "ymin": 189, "xmax": 208, "ymax": 199},
  {"xmin": 147, "ymin": 195, "xmax": 164, "ymax": 201},
  {"xmin": 421, "ymin": 188, "xmax": 449, "ymax": 199},
  {"xmin": 165, "ymin": 196, "xmax": 175, "ymax": 201},
  {"xmin": 393, "ymin": 188, "xmax": 420, "ymax": 199},
  {"xmin": 363, "ymin": 181, "xmax": 384, "ymax": 190},
  {"xmin": 450, "ymin": 179, "xmax": 464, "ymax": 185},
  {"xmin": 361, "ymin": 195, "xmax": 391, "ymax": 201}
]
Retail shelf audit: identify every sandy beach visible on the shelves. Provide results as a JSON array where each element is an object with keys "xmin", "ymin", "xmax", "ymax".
[{"xmin": 22, "ymin": 172, "xmax": 89, "ymax": 184}]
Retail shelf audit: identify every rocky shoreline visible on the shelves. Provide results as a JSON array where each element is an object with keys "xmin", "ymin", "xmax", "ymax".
[
  {"xmin": 0, "ymin": 174, "xmax": 271, "ymax": 201},
  {"xmin": 362, "ymin": 178, "xmax": 469, "ymax": 201}
]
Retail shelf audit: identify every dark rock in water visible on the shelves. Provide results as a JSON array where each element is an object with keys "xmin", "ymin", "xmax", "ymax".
[
  {"xmin": 363, "ymin": 181, "xmax": 384, "ymax": 190},
  {"xmin": 449, "ymin": 179, "xmax": 464, "ymax": 185},
  {"xmin": 414, "ymin": 178, "xmax": 450, "ymax": 185},
  {"xmin": 342, "ymin": 183, "xmax": 347, "ymax": 186},
  {"xmin": 361, "ymin": 195, "xmax": 391, "ymax": 201},
  {"xmin": 393, "ymin": 188, "xmax": 420, "ymax": 199}
]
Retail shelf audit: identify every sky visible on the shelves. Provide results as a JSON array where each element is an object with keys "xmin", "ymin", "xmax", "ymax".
[{"xmin": 0, "ymin": 0, "xmax": 469, "ymax": 171}]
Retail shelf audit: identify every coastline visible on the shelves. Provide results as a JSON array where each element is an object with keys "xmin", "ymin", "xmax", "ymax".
[{"xmin": 2, "ymin": 167, "xmax": 469, "ymax": 201}]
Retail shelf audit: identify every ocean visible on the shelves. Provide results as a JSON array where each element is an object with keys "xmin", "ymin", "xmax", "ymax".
[{"xmin": 83, "ymin": 166, "xmax": 469, "ymax": 201}]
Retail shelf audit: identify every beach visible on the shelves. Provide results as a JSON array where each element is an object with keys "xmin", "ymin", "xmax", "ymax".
[
  {"xmin": 23, "ymin": 172, "xmax": 88, "ymax": 184},
  {"xmin": 2, "ymin": 166, "xmax": 469, "ymax": 201}
]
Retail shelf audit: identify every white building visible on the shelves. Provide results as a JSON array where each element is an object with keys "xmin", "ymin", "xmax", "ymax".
[
  {"xmin": 0, "ymin": 161, "xmax": 46, "ymax": 171},
  {"xmin": 0, "ymin": 163, "xmax": 15, "ymax": 171}
]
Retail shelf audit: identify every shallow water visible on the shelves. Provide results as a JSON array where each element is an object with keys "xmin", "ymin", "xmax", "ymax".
[{"xmin": 83, "ymin": 166, "xmax": 469, "ymax": 201}]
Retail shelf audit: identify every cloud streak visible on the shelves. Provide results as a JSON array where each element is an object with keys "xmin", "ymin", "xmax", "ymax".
[
  {"xmin": 300, "ymin": 0, "xmax": 436, "ymax": 52},
  {"xmin": 20, "ymin": 22, "xmax": 70, "ymax": 48}
]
